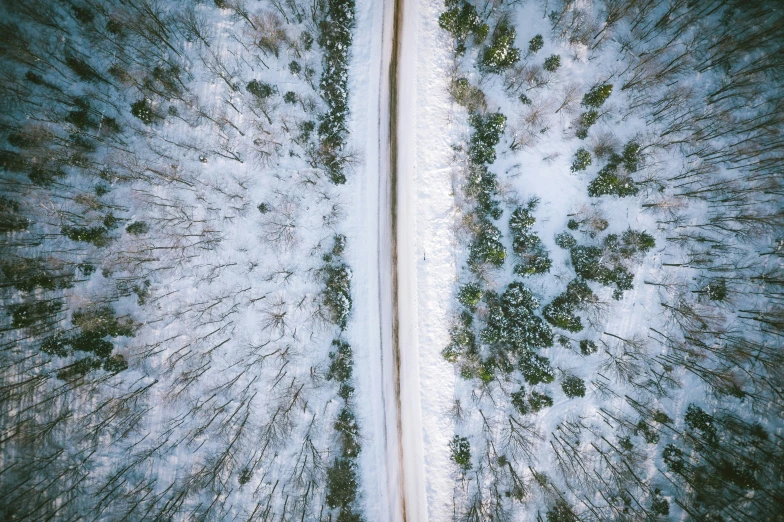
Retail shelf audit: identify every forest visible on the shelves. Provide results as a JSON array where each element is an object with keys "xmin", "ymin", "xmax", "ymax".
[
  {"xmin": 0, "ymin": 0, "xmax": 364, "ymax": 520},
  {"xmin": 0, "ymin": 0, "xmax": 782, "ymax": 521},
  {"xmin": 438, "ymin": 0, "xmax": 784, "ymax": 520}
]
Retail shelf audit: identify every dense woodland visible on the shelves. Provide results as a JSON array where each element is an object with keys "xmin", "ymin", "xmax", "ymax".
[
  {"xmin": 439, "ymin": 0, "xmax": 783, "ymax": 520},
  {"xmin": 0, "ymin": 0, "xmax": 364, "ymax": 520}
]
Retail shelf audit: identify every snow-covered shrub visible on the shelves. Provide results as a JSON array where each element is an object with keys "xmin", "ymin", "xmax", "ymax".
[
  {"xmin": 449, "ymin": 77, "xmax": 487, "ymax": 112},
  {"xmin": 449, "ymin": 435, "xmax": 472, "ymax": 470},
  {"xmin": 480, "ymin": 19, "xmax": 521, "ymax": 72},
  {"xmin": 482, "ymin": 282, "xmax": 553, "ymax": 351},
  {"xmin": 570, "ymin": 147, "xmax": 592, "ymax": 172},
  {"xmin": 468, "ymin": 112, "xmax": 507, "ymax": 165},
  {"xmin": 587, "ymin": 163, "xmax": 639, "ymax": 197},
  {"xmin": 457, "ymin": 282, "xmax": 483, "ymax": 308},
  {"xmin": 528, "ymin": 34, "xmax": 544, "ymax": 53},
  {"xmin": 555, "ymin": 231, "xmax": 577, "ymax": 249},
  {"xmin": 520, "ymin": 351, "xmax": 555, "ymax": 385},
  {"xmin": 125, "ymin": 221, "xmax": 149, "ymax": 235},
  {"xmin": 582, "ymin": 83, "xmax": 613, "ymax": 109},
  {"xmin": 247, "ymin": 79, "xmax": 274, "ymax": 99},
  {"xmin": 579, "ymin": 339, "xmax": 597, "ymax": 355},
  {"xmin": 327, "ymin": 339, "xmax": 354, "ymax": 382},
  {"xmin": 468, "ymin": 218, "xmax": 506, "ymax": 269},
  {"xmin": 543, "ymin": 54, "xmax": 561, "ymax": 72},
  {"xmin": 438, "ymin": 1, "xmax": 488, "ymax": 54},
  {"xmin": 322, "ymin": 262, "xmax": 352, "ymax": 329},
  {"xmin": 131, "ymin": 98, "xmax": 159, "ymax": 124},
  {"xmin": 561, "ymin": 375, "xmax": 586, "ymax": 398},
  {"xmin": 528, "ymin": 391, "xmax": 553, "ymax": 412}
]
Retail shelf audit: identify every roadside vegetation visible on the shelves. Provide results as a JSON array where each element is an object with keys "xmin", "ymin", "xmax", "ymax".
[
  {"xmin": 438, "ymin": 0, "xmax": 784, "ymax": 519},
  {"xmin": 0, "ymin": 0, "xmax": 364, "ymax": 520}
]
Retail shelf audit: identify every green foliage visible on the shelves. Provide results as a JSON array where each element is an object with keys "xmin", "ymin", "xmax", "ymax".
[
  {"xmin": 566, "ymin": 219, "xmax": 579, "ymax": 230},
  {"xmin": 685, "ymin": 404, "xmax": 719, "ymax": 446},
  {"xmin": 582, "ymin": 83, "xmax": 613, "ymax": 108},
  {"xmin": 327, "ymin": 339, "xmax": 353, "ymax": 382},
  {"xmin": 56, "ymin": 357, "xmax": 102, "ymax": 380},
  {"xmin": 570, "ymin": 148, "xmax": 592, "ymax": 172},
  {"xmin": 571, "ymin": 245, "xmax": 635, "ymax": 299},
  {"xmin": 288, "ymin": 60, "xmax": 301, "ymax": 74},
  {"xmin": 125, "ymin": 221, "xmax": 149, "ymax": 235},
  {"xmin": 62, "ymin": 225, "xmax": 111, "ymax": 247},
  {"xmin": 480, "ymin": 19, "xmax": 521, "ymax": 72},
  {"xmin": 283, "ymin": 91, "xmax": 297, "ymax": 104},
  {"xmin": 528, "ymin": 391, "xmax": 553, "ymax": 411},
  {"xmin": 519, "ymin": 93, "xmax": 532, "ymax": 105},
  {"xmin": 509, "ymin": 206, "xmax": 536, "ymax": 234},
  {"xmin": 561, "ymin": 375, "xmax": 585, "ymax": 398},
  {"xmin": 326, "ymin": 458, "xmax": 359, "ymax": 508},
  {"xmin": 65, "ymin": 54, "xmax": 103, "ymax": 83},
  {"xmin": 482, "ymin": 282, "xmax": 553, "ymax": 351},
  {"xmin": 528, "ymin": 34, "xmax": 544, "ymax": 53},
  {"xmin": 0, "ymin": 258, "xmax": 73, "ymax": 292},
  {"xmin": 449, "ymin": 77, "xmax": 487, "ymax": 112},
  {"xmin": 520, "ymin": 351, "xmax": 555, "ymax": 385},
  {"xmin": 705, "ymin": 279, "xmax": 727, "ymax": 301},
  {"xmin": 72, "ymin": 306, "xmax": 135, "ymax": 338},
  {"xmin": 621, "ymin": 141, "xmax": 642, "ymax": 172},
  {"xmin": 587, "ymin": 162, "xmax": 638, "ymax": 198},
  {"xmin": 317, "ymin": 0, "xmax": 355, "ymax": 184},
  {"xmin": 322, "ymin": 262, "xmax": 352, "ymax": 329},
  {"xmin": 0, "ymin": 196, "xmax": 29, "ymax": 233},
  {"xmin": 247, "ymin": 80, "xmax": 274, "ymax": 99},
  {"xmin": 335, "ymin": 407, "xmax": 361, "ymax": 458},
  {"xmin": 468, "ymin": 112, "xmax": 506, "ymax": 165},
  {"xmin": 457, "ymin": 282, "xmax": 482, "ymax": 308},
  {"xmin": 663, "ymin": 444, "xmax": 685, "ymax": 473},
  {"xmin": 465, "ymin": 165, "xmax": 502, "ymax": 218},
  {"xmin": 554, "ymin": 232, "xmax": 576, "ymax": 249},
  {"xmin": 8, "ymin": 300, "xmax": 61, "ymax": 328},
  {"xmin": 579, "ymin": 339, "xmax": 597, "ymax": 355},
  {"xmin": 449, "ymin": 435, "xmax": 471, "ymax": 470},
  {"xmin": 438, "ymin": 1, "xmax": 488, "ymax": 52},
  {"xmin": 542, "ymin": 278, "xmax": 595, "ymax": 332},
  {"xmin": 131, "ymin": 99, "xmax": 159, "ymax": 125},
  {"xmin": 468, "ymin": 219, "xmax": 506, "ymax": 269},
  {"xmin": 546, "ymin": 500, "xmax": 578, "ymax": 522},
  {"xmin": 543, "ymin": 54, "xmax": 561, "ymax": 72},
  {"xmin": 511, "ymin": 387, "xmax": 528, "ymax": 414}
]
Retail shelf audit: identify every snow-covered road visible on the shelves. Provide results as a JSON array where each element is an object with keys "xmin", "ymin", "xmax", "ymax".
[{"xmin": 351, "ymin": 1, "xmax": 454, "ymax": 520}]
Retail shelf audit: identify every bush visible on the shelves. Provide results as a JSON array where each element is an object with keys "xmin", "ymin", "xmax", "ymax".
[
  {"xmin": 438, "ymin": 1, "xmax": 488, "ymax": 51},
  {"xmin": 554, "ymin": 232, "xmax": 576, "ymax": 249},
  {"xmin": 587, "ymin": 163, "xmax": 638, "ymax": 197},
  {"xmin": 561, "ymin": 375, "xmax": 585, "ymax": 398},
  {"xmin": 511, "ymin": 387, "xmax": 528, "ymax": 414},
  {"xmin": 579, "ymin": 339, "xmax": 597, "ymax": 355},
  {"xmin": 543, "ymin": 54, "xmax": 561, "ymax": 72},
  {"xmin": 62, "ymin": 225, "xmax": 111, "ymax": 247},
  {"xmin": 247, "ymin": 80, "xmax": 274, "ymax": 99},
  {"xmin": 482, "ymin": 283, "xmax": 553, "ymax": 351},
  {"xmin": 519, "ymin": 93, "xmax": 532, "ymax": 105},
  {"xmin": 327, "ymin": 339, "xmax": 353, "ymax": 382},
  {"xmin": 131, "ymin": 99, "xmax": 159, "ymax": 124},
  {"xmin": 125, "ymin": 221, "xmax": 149, "ymax": 235},
  {"xmin": 582, "ymin": 84, "xmax": 613, "ymax": 108},
  {"xmin": 480, "ymin": 19, "xmax": 521, "ymax": 72},
  {"xmin": 509, "ymin": 207, "xmax": 535, "ymax": 234},
  {"xmin": 326, "ymin": 458, "xmax": 358, "ymax": 508},
  {"xmin": 528, "ymin": 34, "xmax": 544, "ymax": 53},
  {"xmin": 520, "ymin": 351, "xmax": 555, "ymax": 385},
  {"xmin": 468, "ymin": 112, "xmax": 506, "ymax": 165},
  {"xmin": 542, "ymin": 278, "xmax": 595, "ymax": 332},
  {"xmin": 450, "ymin": 77, "xmax": 487, "ymax": 112},
  {"xmin": 571, "ymin": 245, "xmax": 635, "ymax": 299},
  {"xmin": 283, "ymin": 91, "xmax": 297, "ymax": 104},
  {"xmin": 449, "ymin": 435, "xmax": 471, "ymax": 470},
  {"xmin": 288, "ymin": 60, "xmax": 301, "ymax": 74},
  {"xmin": 457, "ymin": 282, "xmax": 482, "ymax": 308},
  {"xmin": 570, "ymin": 148, "xmax": 592, "ymax": 172},
  {"xmin": 528, "ymin": 391, "xmax": 553, "ymax": 412},
  {"xmin": 322, "ymin": 262, "xmax": 352, "ymax": 329},
  {"xmin": 465, "ymin": 165, "xmax": 502, "ymax": 218},
  {"xmin": 468, "ymin": 219, "xmax": 506, "ymax": 268}
]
